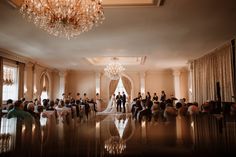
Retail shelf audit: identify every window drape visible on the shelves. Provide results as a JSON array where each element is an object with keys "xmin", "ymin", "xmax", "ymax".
[
  {"xmin": 109, "ymin": 80, "xmax": 119, "ymax": 98},
  {"xmin": 121, "ymin": 76, "xmax": 131, "ymax": 101},
  {"xmin": 18, "ymin": 62, "xmax": 25, "ymax": 99},
  {"xmin": 192, "ymin": 42, "xmax": 234, "ymax": 105},
  {"xmin": 231, "ymin": 39, "xmax": 236, "ymax": 102},
  {"xmin": 0, "ymin": 57, "xmax": 3, "ymax": 108}
]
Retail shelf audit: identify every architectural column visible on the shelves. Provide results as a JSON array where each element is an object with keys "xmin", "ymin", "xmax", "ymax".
[
  {"xmin": 173, "ymin": 70, "xmax": 181, "ymax": 100},
  {"xmin": 32, "ymin": 64, "xmax": 38, "ymax": 99},
  {"xmin": 188, "ymin": 62, "xmax": 194, "ymax": 102},
  {"xmin": 140, "ymin": 72, "xmax": 146, "ymax": 98},
  {"xmin": 0, "ymin": 57, "xmax": 3, "ymax": 109},
  {"xmin": 95, "ymin": 72, "xmax": 101, "ymax": 95},
  {"xmin": 24, "ymin": 63, "xmax": 34, "ymax": 100},
  {"xmin": 59, "ymin": 71, "xmax": 67, "ymax": 99},
  {"xmin": 18, "ymin": 62, "xmax": 25, "ymax": 100}
]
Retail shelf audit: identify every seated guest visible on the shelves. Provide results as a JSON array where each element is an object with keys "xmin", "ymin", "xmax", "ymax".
[
  {"xmin": 65, "ymin": 99, "xmax": 71, "ymax": 108},
  {"xmin": 138, "ymin": 100, "xmax": 153, "ymax": 122},
  {"xmin": 27, "ymin": 102, "xmax": 40, "ymax": 125},
  {"xmin": 201, "ymin": 101, "xmax": 213, "ymax": 114},
  {"xmin": 188, "ymin": 102, "xmax": 199, "ymax": 115},
  {"xmin": 132, "ymin": 100, "xmax": 142, "ymax": 119},
  {"xmin": 37, "ymin": 105, "xmax": 44, "ymax": 115},
  {"xmin": 136, "ymin": 92, "xmax": 142, "ymax": 101},
  {"xmin": 164, "ymin": 103, "xmax": 177, "ymax": 122},
  {"xmin": 42, "ymin": 99, "xmax": 49, "ymax": 109},
  {"xmin": 151, "ymin": 101, "xmax": 159, "ymax": 121},
  {"xmin": 47, "ymin": 100, "xmax": 55, "ymax": 110},
  {"xmin": 159, "ymin": 101, "xmax": 166, "ymax": 122},
  {"xmin": 7, "ymin": 100, "xmax": 34, "ymax": 124},
  {"xmin": 6, "ymin": 99, "xmax": 13, "ymax": 110}
]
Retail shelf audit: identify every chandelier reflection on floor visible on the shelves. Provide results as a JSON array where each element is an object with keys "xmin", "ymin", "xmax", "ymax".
[
  {"xmin": 104, "ymin": 136, "xmax": 126, "ymax": 155},
  {"xmin": 20, "ymin": 0, "xmax": 105, "ymax": 39},
  {"xmin": 104, "ymin": 57, "xmax": 125, "ymax": 80}
]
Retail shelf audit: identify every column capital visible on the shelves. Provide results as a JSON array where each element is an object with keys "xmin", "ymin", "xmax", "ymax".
[
  {"xmin": 95, "ymin": 72, "xmax": 101, "ymax": 78},
  {"xmin": 172, "ymin": 69, "xmax": 181, "ymax": 76},
  {"xmin": 188, "ymin": 61, "xmax": 194, "ymax": 71},
  {"xmin": 139, "ymin": 71, "xmax": 146, "ymax": 78},
  {"xmin": 59, "ymin": 71, "xmax": 68, "ymax": 77}
]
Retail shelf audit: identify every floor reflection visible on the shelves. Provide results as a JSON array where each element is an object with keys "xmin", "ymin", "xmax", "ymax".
[{"xmin": 1, "ymin": 113, "xmax": 236, "ymax": 157}]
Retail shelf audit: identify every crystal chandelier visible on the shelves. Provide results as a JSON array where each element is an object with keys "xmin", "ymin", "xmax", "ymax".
[
  {"xmin": 20, "ymin": 0, "xmax": 105, "ymax": 39},
  {"xmin": 104, "ymin": 58, "xmax": 125, "ymax": 80},
  {"xmin": 104, "ymin": 136, "xmax": 126, "ymax": 155},
  {"xmin": 3, "ymin": 67, "xmax": 14, "ymax": 86}
]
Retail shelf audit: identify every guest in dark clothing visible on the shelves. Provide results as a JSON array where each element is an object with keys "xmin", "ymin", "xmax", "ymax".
[
  {"xmin": 7, "ymin": 100, "xmax": 34, "ymax": 124},
  {"xmin": 145, "ymin": 92, "xmax": 151, "ymax": 107},
  {"xmin": 47, "ymin": 100, "xmax": 55, "ymax": 110},
  {"xmin": 138, "ymin": 100, "xmax": 153, "ymax": 122},
  {"xmin": 152, "ymin": 93, "xmax": 158, "ymax": 102},
  {"xmin": 146, "ymin": 92, "xmax": 151, "ymax": 101},
  {"xmin": 122, "ymin": 91, "xmax": 126, "ymax": 113},
  {"xmin": 132, "ymin": 100, "xmax": 142, "ymax": 119},
  {"xmin": 116, "ymin": 92, "xmax": 122, "ymax": 112},
  {"xmin": 136, "ymin": 92, "xmax": 142, "ymax": 100},
  {"xmin": 160, "ymin": 90, "xmax": 166, "ymax": 102},
  {"xmin": 27, "ymin": 102, "xmax": 40, "ymax": 125}
]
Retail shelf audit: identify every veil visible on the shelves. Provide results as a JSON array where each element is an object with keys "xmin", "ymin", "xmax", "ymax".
[{"xmin": 97, "ymin": 95, "xmax": 117, "ymax": 115}]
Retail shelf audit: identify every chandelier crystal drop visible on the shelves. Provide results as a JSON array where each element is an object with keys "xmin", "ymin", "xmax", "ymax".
[
  {"xmin": 20, "ymin": 0, "xmax": 105, "ymax": 39},
  {"xmin": 104, "ymin": 59, "xmax": 125, "ymax": 80}
]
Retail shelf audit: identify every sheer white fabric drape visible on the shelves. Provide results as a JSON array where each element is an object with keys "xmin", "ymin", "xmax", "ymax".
[{"xmin": 192, "ymin": 42, "xmax": 234, "ymax": 105}]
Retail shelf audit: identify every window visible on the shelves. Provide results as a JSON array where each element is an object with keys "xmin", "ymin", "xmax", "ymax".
[
  {"xmin": 40, "ymin": 91, "xmax": 48, "ymax": 102},
  {"xmin": 3, "ymin": 65, "xmax": 18, "ymax": 101},
  {"xmin": 114, "ymin": 78, "xmax": 128, "ymax": 97}
]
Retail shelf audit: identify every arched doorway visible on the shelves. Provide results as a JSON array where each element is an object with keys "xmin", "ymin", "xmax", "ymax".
[
  {"xmin": 39, "ymin": 72, "xmax": 50, "ymax": 102},
  {"xmin": 109, "ymin": 75, "xmax": 133, "ymax": 102}
]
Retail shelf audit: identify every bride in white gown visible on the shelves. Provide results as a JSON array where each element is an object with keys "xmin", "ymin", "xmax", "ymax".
[{"xmin": 98, "ymin": 94, "xmax": 117, "ymax": 114}]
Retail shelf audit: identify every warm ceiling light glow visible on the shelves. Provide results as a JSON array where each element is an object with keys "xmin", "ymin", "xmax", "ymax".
[
  {"xmin": 20, "ymin": 0, "xmax": 105, "ymax": 39},
  {"xmin": 104, "ymin": 57, "xmax": 125, "ymax": 80}
]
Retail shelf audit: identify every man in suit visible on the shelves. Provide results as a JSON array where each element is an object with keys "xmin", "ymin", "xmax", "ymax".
[
  {"xmin": 116, "ymin": 92, "xmax": 122, "ymax": 112},
  {"xmin": 122, "ymin": 91, "xmax": 126, "ymax": 113}
]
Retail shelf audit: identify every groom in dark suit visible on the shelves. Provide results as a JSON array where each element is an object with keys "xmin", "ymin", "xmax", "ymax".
[
  {"xmin": 116, "ymin": 92, "xmax": 122, "ymax": 112},
  {"xmin": 122, "ymin": 91, "xmax": 126, "ymax": 113}
]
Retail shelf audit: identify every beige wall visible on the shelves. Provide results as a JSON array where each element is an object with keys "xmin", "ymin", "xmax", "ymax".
[
  {"xmin": 180, "ymin": 69, "xmax": 189, "ymax": 101},
  {"xmin": 145, "ymin": 71, "xmax": 175, "ymax": 99},
  {"xmin": 24, "ymin": 63, "xmax": 58, "ymax": 101}
]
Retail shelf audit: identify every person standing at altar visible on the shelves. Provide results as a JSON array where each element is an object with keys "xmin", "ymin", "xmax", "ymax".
[
  {"xmin": 122, "ymin": 91, "xmax": 126, "ymax": 113},
  {"xmin": 116, "ymin": 92, "xmax": 122, "ymax": 112},
  {"xmin": 160, "ymin": 90, "xmax": 166, "ymax": 102}
]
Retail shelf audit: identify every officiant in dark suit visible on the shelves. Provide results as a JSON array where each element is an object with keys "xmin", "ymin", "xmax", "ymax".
[
  {"xmin": 116, "ymin": 92, "xmax": 122, "ymax": 112},
  {"xmin": 122, "ymin": 91, "xmax": 126, "ymax": 113}
]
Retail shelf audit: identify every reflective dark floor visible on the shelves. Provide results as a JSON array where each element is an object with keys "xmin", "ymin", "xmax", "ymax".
[{"xmin": 1, "ymin": 113, "xmax": 236, "ymax": 157}]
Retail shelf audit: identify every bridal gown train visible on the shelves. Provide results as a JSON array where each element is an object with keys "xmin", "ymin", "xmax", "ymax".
[{"xmin": 97, "ymin": 96, "xmax": 117, "ymax": 114}]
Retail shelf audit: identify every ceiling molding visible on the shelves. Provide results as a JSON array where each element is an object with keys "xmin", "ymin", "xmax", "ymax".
[
  {"xmin": 86, "ymin": 56, "xmax": 147, "ymax": 66},
  {"xmin": 0, "ymin": 48, "xmax": 28, "ymax": 63}
]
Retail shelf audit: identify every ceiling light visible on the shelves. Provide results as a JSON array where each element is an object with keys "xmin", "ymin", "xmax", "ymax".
[
  {"xmin": 104, "ymin": 57, "xmax": 125, "ymax": 80},
  {"xmin": 20, "ymin": 0, "xmax": 105, "ymax": 39}
]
